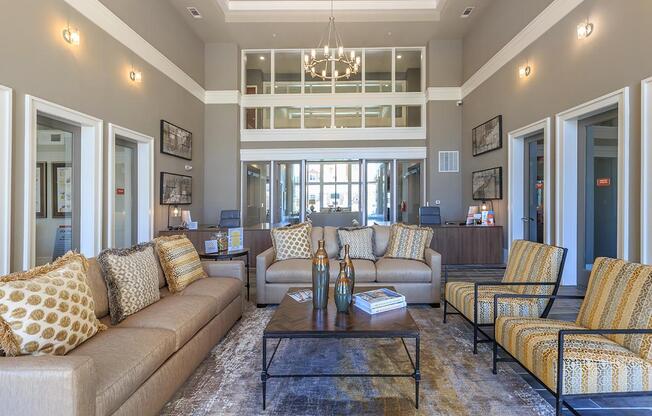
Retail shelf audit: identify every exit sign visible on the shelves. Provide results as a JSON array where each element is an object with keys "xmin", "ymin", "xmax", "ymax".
[
  {"xmin": 596, "ymin": 178, "xmax": 611, "ymax": 187},
  {"xmin": 116, "ymin": 188, "xmax": 125, "ymax": 195}
]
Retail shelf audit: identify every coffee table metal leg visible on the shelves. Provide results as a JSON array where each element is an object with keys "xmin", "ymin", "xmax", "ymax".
[
  {"xmin": 261, "ymin": 336, "xmax": 267, "ymax": 410},
  {"xmin": 415, "ymin": 335, "xmax": 420, "ymax": 409}
]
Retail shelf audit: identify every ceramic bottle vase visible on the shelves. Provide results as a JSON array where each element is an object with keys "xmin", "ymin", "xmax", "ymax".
[
  {"xmin": 312, "ymin": 239, "xmax": 329, "ymax": 309},
  {"xmin": 335, "ymin": 261, "xmax": 353, "ymax": 313},
  {"xmin": 342, "ymin": 244, "xmax": 356, "ymax": 294}
]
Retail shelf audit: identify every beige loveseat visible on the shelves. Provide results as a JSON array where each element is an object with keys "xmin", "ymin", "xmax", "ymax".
[
  {"xmin": 0, "ymin": 258, "xmax": 245, "ymax": 416},
  {"xmin": 256, "ymin": 225, "xmax": 441, "ymax": 306}
]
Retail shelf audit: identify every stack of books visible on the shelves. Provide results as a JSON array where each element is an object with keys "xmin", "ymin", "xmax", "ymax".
[{"xmin": 353, "ymin": 288, "xmax": 406, "ymax": 315}]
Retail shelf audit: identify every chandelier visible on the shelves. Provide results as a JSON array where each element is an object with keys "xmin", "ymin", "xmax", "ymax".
[{"xmin": 304, "ymin": 0, "xmax": 360, "ymax": 81}]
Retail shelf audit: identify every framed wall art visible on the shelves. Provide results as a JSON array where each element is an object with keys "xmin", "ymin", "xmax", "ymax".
[
  {"xmin": 472, "ymin": 167, "xmax": 503, "ymax": 200},
  {"xmin": 472, "ymin": 115, "xmax": 502, "ymax": 156},
  {"xmin": 36, "ymin": 162, "xmax": 47, "ymax": 218},
  {"xmin": 161, "ymin": 120, "xmax": 192, "ymax": 160},
  {"xmin": 52, "ymin": 162, "xmax": 73, "ymax": 217},
  {"xmin": 160, "ymin": 172, "xmax": 192, "ymax": 205}
]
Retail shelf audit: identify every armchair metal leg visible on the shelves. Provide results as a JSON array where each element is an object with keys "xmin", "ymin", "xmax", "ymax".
[
  {"xmin": 443, "ymin": 300, "xmax": 448, "ymax": 323},
  {"xmin": 555, "ymin": 396, "xmax": 563, "ymax": 416},
  {"xmin": 492, "ymin": 341, "xmax": 497, "ymax": 374},
  {"xmin": 473, "ymin": 322, "xmax": 478, "ymax": 354}
]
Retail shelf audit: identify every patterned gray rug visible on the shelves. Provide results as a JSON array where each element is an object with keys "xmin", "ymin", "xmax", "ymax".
[{"xmin": 161, "ymin": 304, "xmax": 553, "ymax": 415}]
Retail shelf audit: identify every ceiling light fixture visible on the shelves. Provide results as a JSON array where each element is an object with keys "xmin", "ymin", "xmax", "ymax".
[
  {"xmin": 304, "ymin": 0, "xmax": 360, "ymax": 81},
  {"xmin": 397, "ymin": 54, "xmax": 402, "ymax": 59},
  {"xmin": 259, "ymin": 56, "xmax": 265, "ymax": 60},
  {"xmin": 577, "ymin": 20, "xmax": 594, "ymax": 39},
  {"xmin": 62, "ymin": 24, "xmax": 80, "ymax": 46}
]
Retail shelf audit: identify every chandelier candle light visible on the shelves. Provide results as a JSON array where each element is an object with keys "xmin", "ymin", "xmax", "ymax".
[{"xmin": 304, "ymin": 0, "xmax": 360, "ymax": 81}]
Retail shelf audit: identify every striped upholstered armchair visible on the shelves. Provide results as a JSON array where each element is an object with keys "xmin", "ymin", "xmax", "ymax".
[
  {"xmin": 493, "ymin": 257, "xmax": 652, "ymax": 415},
  {"xmin": 443, "ymin": 240, "xmax": 567, "ymax": 353}
]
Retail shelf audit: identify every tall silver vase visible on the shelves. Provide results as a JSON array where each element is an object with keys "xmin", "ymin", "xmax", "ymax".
[{"xmin": 312, "ymin": 240, "xmax": 329, "ymax": 309}]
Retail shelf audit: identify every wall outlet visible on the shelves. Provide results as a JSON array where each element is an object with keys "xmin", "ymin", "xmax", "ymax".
[{"xmin": 435, "ymin": 200, "xmax": 441, "ymax": 205}]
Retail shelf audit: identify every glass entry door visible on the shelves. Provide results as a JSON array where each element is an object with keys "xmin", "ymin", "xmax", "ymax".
[
  {"xmin": 35, "ymin": 114, "xmax": 80, "ymax": 265},
  {"xmin": 578, "ymin": 109, "xmax": 618, "ymax": 288},
  {"xmin": 114, "ymin": 138, "xmax": 138, "ymax": 248},
  {"xmin": 366, "ymin": 161, "xmax": 391, "ymax": 224},
  {"xmin": 523, "ymin": 134, "xmax": 544, "ymax": 243}
]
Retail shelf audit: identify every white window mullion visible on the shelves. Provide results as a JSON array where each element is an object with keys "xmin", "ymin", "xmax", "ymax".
[
  {"xmin": 391, "ymin": 47, "xmax": 396, "ymax": 93},
  {"xmin": 269, "ymin": 160, "xmax": 275, "ymax": 225},
  {"xmin": 270, "ymin": 50, "xmax": 276, "ymax": 95},
  {"xmin": 361, "ymin": 159, "xmax": 367, "ymax": 225},
  {"xmin": 300, "ymin": 160, "xmax": 306, "ymax": 221},
  {"xmin": 391, "ymin": 159, "xmax": 398, "ymax": 223},
  {"xmin": 301, "ymin": 49, "xmax": 306, "ymax": 94},
  {"xmin": 362, "ymin": 49, "xmax": 366, "ymax": 93}
]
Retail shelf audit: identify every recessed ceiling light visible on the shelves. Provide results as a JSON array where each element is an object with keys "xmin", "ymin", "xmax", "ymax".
[
  {"xmin": 272, "ymin": 33, "xmax": 277, "ymax": 38},
  {"xmin": 186, "ymin": 7, "xmax": 202, "ymax": 19},
  {"xmin": 259, "ymin": 56, "xmax": 265, "ymax": 60},
  {"xmin": 461, "ymin": 6, "xmax": 474, "ymax": 18},
  {"xmin": 397, "ymin": 54, "xmax": 402, "ymax": 59},
  {"xmin": 387, "ymin": 31, "xmax": 392, "ymax": 36}
]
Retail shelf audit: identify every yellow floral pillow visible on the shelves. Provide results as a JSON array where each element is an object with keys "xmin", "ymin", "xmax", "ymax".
[
  {"xmin": 155, "ymin": 235, "xmax": 207, "ymax": 293},
  {"xmin": 0, "ymin": 252, "xmax": 105, "ymax": 356}
]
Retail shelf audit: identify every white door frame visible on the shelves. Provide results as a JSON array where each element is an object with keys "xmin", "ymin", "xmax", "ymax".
[
  {"xmin": 555, "ymin": 87, "xmax": 630, "ymax": 285},
  {"xmin": 507, "ymin": 117, "xmax": 553, "ymax": 248},
  {"xmin": 642, "ymin": 77, "xmax": 652, "ymax": 265},
  {"xmin": 0, "ymin": 85, "xmax": 12, "ymax": 274},
  {"xmin": 106, "ymin": 124, "xmax": 154, "ymax": 247},
  {"xmin": 23, "ymin": 96, "xmax": 103, "ymax": 270}
]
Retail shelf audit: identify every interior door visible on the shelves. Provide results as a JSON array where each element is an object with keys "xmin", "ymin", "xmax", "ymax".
[{"xmin": 523, "ymin": 134, "xmax": 544, "ymax": 243}]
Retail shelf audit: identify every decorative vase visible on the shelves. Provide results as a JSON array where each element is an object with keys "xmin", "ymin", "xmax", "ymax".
[
  {"xmin": 343, "ymin": 244, "xmax": 356, "ymax": 294},
  {"xmin": 335, "ymin": 261, "xmax": 353, "ymax": 313},
  {"xmin": 312, "ymin": 240, "xmax": 329, "ymax": 309}
]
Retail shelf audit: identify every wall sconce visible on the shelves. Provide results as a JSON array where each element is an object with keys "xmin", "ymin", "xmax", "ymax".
[
  {"xmin": 129, "ymin": 70, "xmax": 142, "ymax": 83},
  {"xmin": 519, "ymin": 64, "xmax": 531, "ymax": 78},
  {"xmin": 62, "ymin": 25, "xmax": 80, "ymax": 46},
  {"xmin": 577, "ymin": 20, "xmax": 594, "ymax": 39}
]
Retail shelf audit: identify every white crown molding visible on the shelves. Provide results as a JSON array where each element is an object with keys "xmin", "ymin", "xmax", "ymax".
[
  {"xmin": 427, "ymin": 87, "xmax": 462, "ymax": 101},
  {"xmin": 205, "ymin": 90, "xmax": 241, "ymax": 105},
  {"xmin": 63, "ymin": 0, "xmax": 205, "ymax": 102},
  {"xmin": 460, "ymin": 0, "xmax": 584, "ymax": 98},
  {"xmin": 241, "ymin": 127, "xmax": 426, "ymax": 142},
  {"xmin": 240, "ymin": 146, "xmax": 427, "ymax": 161},
  {"xmin": 0, "ymin": 85, "xmax": 12, "ymax": 274}
]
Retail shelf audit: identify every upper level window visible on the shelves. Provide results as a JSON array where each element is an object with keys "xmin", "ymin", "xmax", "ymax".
[
  {"xmin": 365, "ymin": 49, "xmax": 392, "ymax": 93},
  {"xmin": 274, "ymin": 51, "xmax": 302, "ymax": 94},
  {"xmin": 245, "ymin": 52, "xmax": 271, "ymax": 94},
  {"xmin": 395, "ymin": 49, "xmax": 422, "ymax": 92}
]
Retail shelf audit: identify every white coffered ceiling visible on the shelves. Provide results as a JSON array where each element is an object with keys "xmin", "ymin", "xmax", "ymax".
[{"xmin": 167, "ymin": 0, "xmax": 488, "ymax": 47}]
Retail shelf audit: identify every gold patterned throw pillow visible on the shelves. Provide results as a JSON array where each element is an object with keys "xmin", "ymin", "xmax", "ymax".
[
  {"xmin": 385, "ymin": 223, "xmax": 434, "ymax": 261},
  {"xmin": 271, "ymin": 222, "xmax": 313, "ymax": 261},
  {"xmin": 97, "ymin": 243, "xmax": 161, "ymax": 324},
  {"xmin": 155, "ymin": 235, "xmax": 207, "ymax": 293},
  {"xmin": 0, "ymin": 252, "xmax": 105, "ymax": 356}
]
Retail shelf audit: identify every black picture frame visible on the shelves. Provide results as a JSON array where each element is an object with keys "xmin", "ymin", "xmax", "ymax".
[
  {"xmin": 160, "ymin": 172, "xmax": 192, "ymax": 205},
  {"xmin": 160, "ymin": 120, "xmax": 192, "ymax": 160},
  {"xmin": 472, "ymin": 167, "xmax": 503, "ymax": 200},
  {"xmin": 472, "ymin": 115, "xmax": 502, "ymax": 156},
  {"xmin": 52, "ymin": 162, "xmax": 73, "ymax": 218},
  {"xmin": 36, "ymin": 162, "xmax": 47, "ymax": 218}
]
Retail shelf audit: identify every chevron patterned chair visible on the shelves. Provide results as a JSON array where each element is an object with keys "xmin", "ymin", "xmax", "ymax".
[
  {"xmin": 493, "ymin": 257, "xmax": 652, "ymax": 415},
  {"xmin": 443, "ymin": 240, "xmax": 567, "ymax": 354}
]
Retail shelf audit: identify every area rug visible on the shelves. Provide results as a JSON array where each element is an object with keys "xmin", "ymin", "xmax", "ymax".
[{"xmin": 160, "ymin": 304, "xmax": 553, "ymax": 415}]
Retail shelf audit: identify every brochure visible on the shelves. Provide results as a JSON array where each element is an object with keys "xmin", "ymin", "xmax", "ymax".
[{"xmin": 288, "ymin": 289, "xmax": 312, "ymax": 303}]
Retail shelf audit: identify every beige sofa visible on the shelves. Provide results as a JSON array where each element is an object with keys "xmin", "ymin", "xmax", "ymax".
[
  {"xmin": 0, "ymin": 258, "xmax": 245, "ymax": 416},
  {"xmin": 256, "ymin": 225, "xmax": 441, "ymax": 306}
]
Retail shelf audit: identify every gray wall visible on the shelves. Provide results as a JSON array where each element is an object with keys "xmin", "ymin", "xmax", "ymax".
[
  {"xmin": 1, "ymin": 0, "xmax": 204, "ymax": 271},
  {"xmin": 460, "ymin": 0, "xmax": 652, "ymax": 254},
  {"xmin": 204, "ymin": 42, "xmax": 241, "ymax": 223},
  {"xmin": 99, "ymin": 0, "xmax": 205, "ymax": 85}
]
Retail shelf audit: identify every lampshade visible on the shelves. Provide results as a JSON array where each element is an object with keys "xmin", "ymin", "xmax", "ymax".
[{"xmin": 181, "ymin": 210, "xmax": 192, "ymax": 225}]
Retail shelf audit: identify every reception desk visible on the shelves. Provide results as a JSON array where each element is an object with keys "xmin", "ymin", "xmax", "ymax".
[{"xmin": 159, "ymin": 223, "xmax": 504, "ymax": 266}]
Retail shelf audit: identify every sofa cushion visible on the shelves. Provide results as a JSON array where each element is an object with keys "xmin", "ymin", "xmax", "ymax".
[
  {"xmin": 329, "ymin": 259, "xmax": 376, "ymax": 283},
  {"xmin": 445, "ymin": 281, "xmax": 545, "ymax": 325},
  {"xmin": 87, "ymin": 258, "xmax": 109, "ymax": 319},
  {"xmin": 180, "ymin": 277, "xmax": 242, "ymax": 315},
  {"xmin": 156, "ymin": 235, "xmax": 207, "ymax": 293},
  {"xmin": 0, "ymin": 252, "xmax": 105, "ymax": 356},
  {"xmin": 311, "ymin": 226, "xmax": 324, "ymax": 255},
  {"xmin": 496, "ymin": 317, "xmax": 652, "ymax": 395},
  {"xmin": 271, "ymin": 222, "xmax": 313, "ymax": 261},
  {"xmin": 69, "ymin": 327, "xmax": 175, "ymax": 416},
  {"xmin": 266, "ymin": 259, "xmax": 312, "ymax": 283},
  {"xmin": 337, "ymin": 227, "xmax": 375, "ymax": 261},
  {"xmin": 502, "ymin": 240, "xmax": 565, "ymax": 297},
  {"xmin": 385, "ymin": 223, "xmax": 433, "ymax": 261},
  {"xmin": 97, "ymin": 243, "xmax": 161, "ymax": 324},
  {"xmin": 372, "ymin": 224, "xmax": 390, "ymax": 257},
  {"xmin": 113, "ymin": 295, "xmax": 216, "ymax": 351},
  {"xmin": 323, "ymin": 226, "xmax": 339, "ymax": 258},
  {"xmin": 375, "ymin": 258, "xmax": 431, "ymax": 283}
]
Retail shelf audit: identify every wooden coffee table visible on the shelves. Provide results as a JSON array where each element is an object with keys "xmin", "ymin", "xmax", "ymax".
[{"xmin": 261, "ymin": 286, "xmax": 420, "ymax": 410}]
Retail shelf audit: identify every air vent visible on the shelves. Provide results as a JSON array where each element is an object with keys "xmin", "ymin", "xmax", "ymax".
[
  {"xmin": 439, "ymin": 151, "xmax": 459, "ymax": 173},
  {"xmin": 187, "ymin": 7, "xmax": 202, "ymax": 18},
  {"xmin": 461, "ymin": 6, "xmax": 475, "ymax": 18}
]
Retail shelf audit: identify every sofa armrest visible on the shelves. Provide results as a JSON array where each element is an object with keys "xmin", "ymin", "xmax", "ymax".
[
  {"xmin": 202, "ymin": 260, "xmax": 245, "ymax": 282},
  {"xmin": 256, "ymin": 247, "xmax": 276, "ymax": 305},
  {"xmin": 424, "ymin": 248, "xmax": 442, "ymax": 305},
  {"xmin": 0, "ymin": 355, "xmax": 96, "ymax": 416}
]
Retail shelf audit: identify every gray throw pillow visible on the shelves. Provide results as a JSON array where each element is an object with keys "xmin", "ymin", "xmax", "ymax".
[
  {"xmin": 337, "ymin": 227, "xmax": 375, "ymax": 261},
  {"xmin": 97, "ymin": 242, "xmax": 161, "ymax": 324}
]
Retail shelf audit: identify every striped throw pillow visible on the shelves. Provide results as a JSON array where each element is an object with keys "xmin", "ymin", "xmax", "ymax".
[
  {"xmin": 384, "ymin": 223, "xmax": 434, "ymax": 261},
  {"xmin": 155, "ymin": 235, "xmax": 206, "ymax": 293}
]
